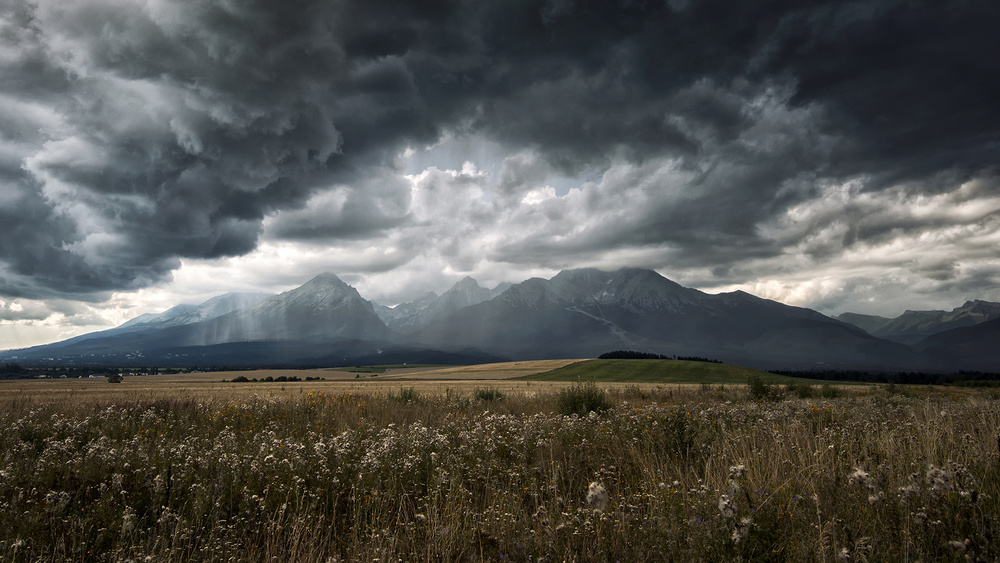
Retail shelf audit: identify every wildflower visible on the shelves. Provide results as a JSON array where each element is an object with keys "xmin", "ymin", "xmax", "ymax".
[
  {"xmin": 732, "ymin": 516, "xmax": 752, "ymax": 542},
  {"xmin": 898, "ymin": 483, "xmax": 919, "ymax": 499},
  {"xmin": 836, "ymin": 547, "xmax": 852, "ymax": 562},
  {"xmin": 848, "ymin": 467, "xmax": 875, "ymax": 490},
  {"xmin": 587, "ymin": 482, "xmax": 609, "ymax": 513},
  {"xmin": 718, "ymin": 494, "xmax": 736, "ymax": 518},
  {"xmin": 867, "ymin": 491, "xmax": 885, "ymax": 504},
  {"xmin": 926, "ymin": 465, "xmax": 952, "ymax": 494},
  {"xmin": 728, "ymin": 464, "xmax": 747, "ymax": 480},
  {"xmin": 532, "ymin": 506, "xmax": 548, "ymax": 522},
  {"xmin": 948, "ymin": 539, "xmax": 969, "ymax": 553}
]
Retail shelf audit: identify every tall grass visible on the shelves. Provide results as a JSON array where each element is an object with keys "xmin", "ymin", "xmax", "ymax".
[{"xmin": 0, "ymin": 385, "xmax": 997, "ymax": 561}]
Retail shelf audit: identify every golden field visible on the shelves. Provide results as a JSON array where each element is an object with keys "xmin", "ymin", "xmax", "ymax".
[{"xmin": 1, "ymin": 362, "xmax": 997, "ymax": 561}]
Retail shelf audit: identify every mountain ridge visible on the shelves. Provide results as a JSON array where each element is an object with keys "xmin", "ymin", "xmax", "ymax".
[
  {"xmin": 1, "ymin": 268, "xmax": 995, "ymax": 372},
  {"xmin": 838, "ymin": 299, "xmax": 1000, "ymax": 345}
]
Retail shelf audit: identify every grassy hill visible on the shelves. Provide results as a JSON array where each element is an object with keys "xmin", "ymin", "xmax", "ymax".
[{"xmin": 522, "ymin": 359, "xmax": 813, "ymax": 384}]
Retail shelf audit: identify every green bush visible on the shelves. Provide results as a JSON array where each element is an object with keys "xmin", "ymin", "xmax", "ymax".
[
  {"xmin": 819, "ymin": 384, "xmax": 843, "ymax": 398},
  {"xmin": 474, "ymin": 387, "xmax": 504, "ymax": 402},
  {"xmin": 558, "ymin": 381, "xmax": 614, "ymax": 416},
  {"xmin": 394, "ymin": 387, "xmax": 420, "ymax": 403},
  {"xmin": 748, "ymin": 375, "xmax": 784, "ymax": 401},
  {"xmin": 785, "ymin": 381, "xmax": 816, "ymax": 398}
]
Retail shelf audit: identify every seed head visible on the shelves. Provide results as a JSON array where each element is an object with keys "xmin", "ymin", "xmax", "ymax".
[
  {"xmin": 718, "ymin": 494, "xmax": 736, "ymax": 518},
  {"xmin": 728, "ymin": 464, "xmax": 747, "ymax": 480},
  {"xmin": 848, "ymin": 467, "xmax": 875, "ymax": 490},
  {"xmin": 587, "ymin": 481, "xmax": 609, "ymax": 513}
]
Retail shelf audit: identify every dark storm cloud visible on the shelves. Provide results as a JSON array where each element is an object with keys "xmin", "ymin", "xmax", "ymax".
[
  {"xmin": 753, "ymin": 1, "xmax": 1000, "ymax": 187},
  {"xmin": 1, "ymin": 0, "xmax": 998, "ymax": 300}
]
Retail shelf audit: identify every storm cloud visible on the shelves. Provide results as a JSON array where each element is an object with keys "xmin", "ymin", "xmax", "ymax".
[{"xmin": 2, "ymin": 0, "xmax": 1000, "ymax": 343}]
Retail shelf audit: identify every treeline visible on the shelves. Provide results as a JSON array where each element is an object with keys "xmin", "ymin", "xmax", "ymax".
[
  {"xmin": 598, "ymin": 350, "xmax": 723, "ymax": 363},
  {"xmin": 771, "ymin": 369, "xmax": 1000, "ymax": 386},
  {"xmin": 599, "ymin": 350, "xmax": 672, "ymax": 360},
  {"xmin": 0, "ymin": 363, "xmax": 25, "ymax": 378},
  {"xmin": 229, "ymin": 375, "xmax": 326, "ymax": 382},
  {"xmin": 0, "ymin": 365, "xmax": 162, "ymax": 380},
  {"xmin": 677, "ymin": 356, "xmax": 723, "ymax": 364}
]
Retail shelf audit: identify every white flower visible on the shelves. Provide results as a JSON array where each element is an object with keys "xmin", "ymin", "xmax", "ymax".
[
  {"xmin": 731, "ymin": 516, "xmax": 752, "ymax": 542},
  {"xmin": 948, "ymin": 539, "xmax": 969, "ymax": 552},
  {"xmin": 718, "ymin": 494, "xmax": 736, "ymax": 518},
  {"xmin": 728, "ymin": 464, "xmax": 747, "ymax": 480},
  {"xmin": 587, "ymin": 481, "xmax": 609, "ymax": 513},
  {"xmin": 848, "ymin": 467, "xmax": 875, "ymax": 490},
  {"xmin": 926, "ymin": 465, "xmax": 952, "ymax": 493}
]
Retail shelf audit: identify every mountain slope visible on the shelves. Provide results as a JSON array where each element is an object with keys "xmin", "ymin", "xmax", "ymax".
[
  {"xmin": 183, "ymin": 273, "xmax": 391, "ymax": 345},
  {"xmin": 375, "ymin": 277, "xmax": 497, "ymax": 332},
  {"xmin": 835, "ymin": 312, "xmax": 893, "ymax": 334},
  {"xmin": 840, "ymin": 300, "xmax": 1000, "ymax": 344},
  {"xmin": 374, "ymin": 292, "xmax": 438, "ymax": 328},
  {"xmin": 916, "ymin": 316, "xmax": 1000, "ymax": 371},
  {"xmin": 119, "ymin": 292, "xmax": 273, "ymax": 330},
  {"xmin": 0, "ymin": 274, "xmax": 392, "ymax": 363},
  {"xmin": 409, "ymin": 268, "xmax": 912, "ymax": 369},
  {"xmin": 3, "ymin": 267, "xmax": 990, "ymax": 371}
]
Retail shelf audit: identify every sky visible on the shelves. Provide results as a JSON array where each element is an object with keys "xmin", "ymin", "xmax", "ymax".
[{"xmin": 2, "ymin": 0, "xmax": 1000, "ymax": 349}]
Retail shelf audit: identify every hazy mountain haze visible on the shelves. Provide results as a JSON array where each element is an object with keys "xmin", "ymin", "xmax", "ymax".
[{"xmin": 2, "ymin": 267, "xmax": 994, "ymax": 371}]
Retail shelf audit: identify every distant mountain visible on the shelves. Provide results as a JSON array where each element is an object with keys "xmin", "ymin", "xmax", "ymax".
[
  {"xmin": 119, "ymin": 292, "xmax": 273, "ymax": 330},
  {"xmin": 2, "ymin": 268, "xmax": 995, "ymax": 372},
  {"xmin": 374, "ymin": 292, "xmax": 438, "ymax": 328},
  {"xmin": 409, "ymin": 268, "xmax": 912, "ymax": 370},
  {"xmin": 834, "ymin": 312, "xmax": 893, "ymax": 335},
  {"xmin": 917, "ymin": 316, "xmax": 1000, "ymax": 372},
  {"xmin": 840, "ymin": 300, "xmax": 1000, "ymax": 344},
  {"xmin": 375, "ymin": 277, "xmax": 500, "ymax": 332},
  {"xmin": 183, "ymin": 273, "xmax": 391, "ymax": 345},
  {"xmin": 490, "ymin": 282, "xmax": 513, "ymax": 298},
  {"xmin": 3, "ymin": 291, "xmax": 273, "ymax": 351},
  {"xmin": 0, "ymin": 274, "xmax": 393, "ymax": 365}
]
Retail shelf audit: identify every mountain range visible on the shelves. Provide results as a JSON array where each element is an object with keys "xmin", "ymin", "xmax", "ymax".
[{"xmin": 1, "ymin": 267, "xmax": 997, "ymax": 371}]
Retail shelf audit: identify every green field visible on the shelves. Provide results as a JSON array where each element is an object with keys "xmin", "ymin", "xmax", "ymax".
[{"xmin": 523, "ymin": 358, "xmax": 826, "ymax": 384}]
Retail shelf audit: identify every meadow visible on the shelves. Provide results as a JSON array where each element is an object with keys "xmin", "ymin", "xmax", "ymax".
[{"xmin": 1, "ymin": 365, "xmax": 998, "ymax": 562}]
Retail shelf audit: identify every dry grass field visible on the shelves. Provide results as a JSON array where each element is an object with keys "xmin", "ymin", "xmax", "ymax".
[
  {"xmin": 1, "ymin": 363, "xmax": 998, "ymax": 562},
  {"xmin": 0, "ymin": 360, "xmax": 596, "ymax": 405}
]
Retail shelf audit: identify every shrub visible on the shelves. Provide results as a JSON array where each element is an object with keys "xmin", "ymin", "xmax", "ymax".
[
  {"xmin": 785, "ymin": 381, "xmax": 816, "ymax": 398},
  {"xmin": 394, "ymin": 387, "xmax": 420, "ymax": 403},
  {"xmin": 819, "ymin": 384, "xmax": 843, "ymax": 398},
  {"xmin": 748, "ymin": 375, "xmax": 784, "ymax": 401},
  {"xmin": 107, "ymin": 374, "xmax": 123, "ymax": 384},
  {"xmin": 474, "ymin": 387, "xmax": 504, "ymax": 402},
  {"xmin": 558, "ymin": 381, "xmax": 614, "ymax": 416}
]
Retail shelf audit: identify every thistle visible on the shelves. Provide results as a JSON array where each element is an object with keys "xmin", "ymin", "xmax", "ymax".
[{"xmin": 587, "ymin": 481, "xmax": 609, "ymax": 513}]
